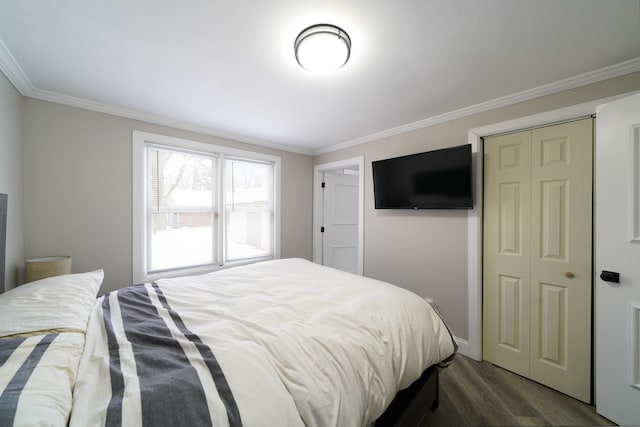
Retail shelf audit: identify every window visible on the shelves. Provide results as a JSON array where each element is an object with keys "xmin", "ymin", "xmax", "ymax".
[
  {"xmin": 225, "ymin": 158, "xmax": 274, "ymax": 261},
  {"xmin": 133, "ymin": 131, "xmax": 280, "ymax": 282},
  {"xmin": 148, "ymin": 146, "xmax": 217, "ymax": 272}
]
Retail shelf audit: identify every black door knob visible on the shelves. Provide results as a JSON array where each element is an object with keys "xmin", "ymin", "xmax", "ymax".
[{"xmin": 600, "ymin": 271, "xmax": 620, "ymax": 283}]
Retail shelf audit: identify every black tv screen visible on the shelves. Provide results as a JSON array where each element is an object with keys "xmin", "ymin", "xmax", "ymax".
[{"xmin": 372, "ymin": 144, "xmax": 473, "ymax": 209}]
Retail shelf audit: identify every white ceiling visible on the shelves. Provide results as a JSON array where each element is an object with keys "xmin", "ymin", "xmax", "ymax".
[{"xmin": 1, "ymin": 1, "xmax": 639, "ymax": 154}]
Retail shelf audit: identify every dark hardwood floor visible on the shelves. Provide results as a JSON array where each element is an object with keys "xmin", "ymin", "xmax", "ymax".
[{"xmin": 420, "ymin": 355, "xmax": 615, "ymax": 427}]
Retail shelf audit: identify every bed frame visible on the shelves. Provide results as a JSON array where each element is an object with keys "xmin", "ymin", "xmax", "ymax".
[{"xmin": 375, "ymin": 365, "xmax": 440, "ymax": 426}]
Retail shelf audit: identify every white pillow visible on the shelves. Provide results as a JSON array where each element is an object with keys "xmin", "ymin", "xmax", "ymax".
[{"xmin": 0, "ymin": 270, "xmax": 103, "ymax": 338}]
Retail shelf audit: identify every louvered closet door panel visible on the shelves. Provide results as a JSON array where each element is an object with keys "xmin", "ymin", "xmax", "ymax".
[
  {"xmin": 483, "ymin": 130, "xmax": 532, "ymax": 377},
  {"xmin": 529, "ymin": 119, "xmax": 593, "ymax": 403}
]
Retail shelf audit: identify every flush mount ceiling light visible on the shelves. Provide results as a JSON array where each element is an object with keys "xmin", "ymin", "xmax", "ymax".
[{"xmin": 294, "ymin": 24, "xmax": 351, "ymax": 74}]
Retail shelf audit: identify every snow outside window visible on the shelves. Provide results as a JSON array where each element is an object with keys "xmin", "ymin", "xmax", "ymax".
[{"xmin": 133, "ymin": 131, "xmax": 280, "ymax": 282}]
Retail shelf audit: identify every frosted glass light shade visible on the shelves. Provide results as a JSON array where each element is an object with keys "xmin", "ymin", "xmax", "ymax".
[{"xmin": 295, "ymin": 24, "xmax": 351, "ymax": 74}]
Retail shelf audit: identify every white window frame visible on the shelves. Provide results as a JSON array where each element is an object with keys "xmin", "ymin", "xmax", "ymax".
[
  {"xmin": 133, "ymin": 131, "xmax": 281, "ymax": 283},
  {"xmin": 223, "ymin": 156, "xmax": 276, "ymax": 263}
]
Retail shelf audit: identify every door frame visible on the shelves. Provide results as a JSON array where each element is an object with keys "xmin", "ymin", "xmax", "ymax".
[
  {"xmin": 464, "ymin": 93, "xmax": 636, "ymax": 361},
  {"xmin": 313, "ymin": 157, "xmax": 364, "ymax": 275}
]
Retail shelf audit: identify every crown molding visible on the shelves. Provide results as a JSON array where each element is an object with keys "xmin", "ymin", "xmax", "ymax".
[
  {"xmin": 313, "ymin": 56, "xmax": 640, "ymax": 155},
  {"xmin": 0, "ymin": 41, "xmax": 313, "ymax": 156},
  {"xmin": 0, "ymin": 38, "xmax": 33, "ymax": 95},
  {"xmin": 1, "ymin": 34, "xmax": 638, "ymax": 158},
  {"xmin": 26, "ymin": 87, "xmax": 313, "ymax": 155}
]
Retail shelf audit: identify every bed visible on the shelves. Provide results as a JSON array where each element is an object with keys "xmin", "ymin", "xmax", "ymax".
[{"xmin": 0, "ymin": 258, "xmax": 456, "ymax": 426}]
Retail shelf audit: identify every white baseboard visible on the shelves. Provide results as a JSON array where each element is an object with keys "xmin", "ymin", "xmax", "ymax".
[{"xmin": 454, "ymin": 336, "xmax": 470, "ymax": 358}]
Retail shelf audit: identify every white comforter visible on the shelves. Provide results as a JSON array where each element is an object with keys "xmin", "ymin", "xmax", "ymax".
[{"xmin": 69, "ymin": 258, "xmax": 456, "ymax": 427}]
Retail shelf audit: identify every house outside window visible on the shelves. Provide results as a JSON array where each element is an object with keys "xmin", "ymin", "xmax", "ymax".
[{"xmin": 133, "ymin": 131, "xmax": 280, "ymax": 282}]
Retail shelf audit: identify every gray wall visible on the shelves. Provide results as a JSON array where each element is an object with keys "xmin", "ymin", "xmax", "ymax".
[
  {"xmin": 314, "ymin": 72, "xmax": 640, "ymax": 340},
  {"xmin": 8, "ymin": 68, "xmax": 640, "ymax": 340},
  {"xmin": 0, "ymin": 72, "xmax": 24, "ymax": 291},
  {"xmin": 23, "ymin": 99, "xmax": 313, "ymax": 294}
]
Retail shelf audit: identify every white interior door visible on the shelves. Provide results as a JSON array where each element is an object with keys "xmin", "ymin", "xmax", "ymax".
[
  {"xmin": 321, "ymin": 170, "xmax": 359, "ymax": 273},
  {"xmin": 595, "ymin": 92, "xmax": 640, "ymax": 425}
]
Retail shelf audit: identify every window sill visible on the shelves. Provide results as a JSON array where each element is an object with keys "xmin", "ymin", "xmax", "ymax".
[{"xmin": 139, "ymin": 256, "xmax": 277, "ymax": 284}]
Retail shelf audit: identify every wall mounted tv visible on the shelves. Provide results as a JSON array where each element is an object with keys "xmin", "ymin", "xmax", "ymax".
[{"xmin": 372, "ymin": 144, "xmax": 473, "ymax": 209}]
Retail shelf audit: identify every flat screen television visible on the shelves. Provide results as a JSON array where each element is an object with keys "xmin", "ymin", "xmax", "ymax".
[{"xmin": 372, "ymin": 144, "xmax": 473, "ymax": 209}]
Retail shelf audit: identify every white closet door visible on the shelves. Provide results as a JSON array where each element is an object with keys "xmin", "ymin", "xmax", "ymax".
[
  {"xmin": 529, "ymin": 119, "xmax": 593, "ymax": 403},
  {"xmin": 483, "ymin": 130, "xmax": 532, "ymax": 377},
  {"xmin": 484, "ymin": 119, "xmax": 593, "ymax": 403}
]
